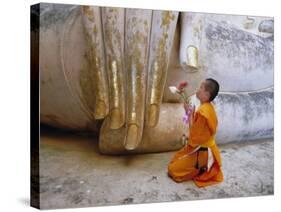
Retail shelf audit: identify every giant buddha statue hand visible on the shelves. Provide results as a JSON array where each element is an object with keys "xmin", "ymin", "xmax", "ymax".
[
  {"xmin": 37, "ymin": 4, "xmax": 273, "ymax": 155},
  {"xmin": 80, "ymin": 6, "xmax": 179, "ymax": 151}
]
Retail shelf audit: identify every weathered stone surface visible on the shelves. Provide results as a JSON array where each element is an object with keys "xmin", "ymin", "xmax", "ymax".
[
  {"xmin": 39, "ymin": 127, "xmax": 273, "ymax": 209},
  {"xmin": 213, "ymin": 88, "xmax": 274, "ymax": 144},
  {"xmin": 179, "ymin": 13, "xmax": 274, "ymax": 92},
  {"xmin": 202, "ymin": 19, "xmax": 273, "ymax": 91}
]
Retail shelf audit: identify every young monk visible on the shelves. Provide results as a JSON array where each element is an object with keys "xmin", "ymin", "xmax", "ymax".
[{"xmin": 168, "ymin": 78, "xmax": 223, "ymax": 187}]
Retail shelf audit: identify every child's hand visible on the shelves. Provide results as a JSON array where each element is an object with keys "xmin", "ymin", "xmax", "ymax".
[
  {"xmin": 188, "ymin": 105, "xmax": 195, "ymax": 127},
  {"xmin": 183, "ymin": 102, "xmax": 189, "ymax": 112}
]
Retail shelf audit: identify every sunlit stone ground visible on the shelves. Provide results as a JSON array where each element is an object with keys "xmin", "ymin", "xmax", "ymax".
[{"xmin": 39, "ymin": 126, "xmax": 274, "ymax": 209}]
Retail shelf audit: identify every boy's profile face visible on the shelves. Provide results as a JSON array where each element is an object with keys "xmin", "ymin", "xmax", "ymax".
[{"xmin": 196, "ymin": 80, "xmax": 210, "ymax": 103}]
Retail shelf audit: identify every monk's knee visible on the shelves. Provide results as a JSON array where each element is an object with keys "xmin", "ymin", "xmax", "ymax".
[
  {"xmin": 168, "ymin": 164, "xmax": 182, "ymax": 183},
  {"xmin": 169, "ymin": 174, "xmax": 184, "ymax": 183},
  {"xmin": 167, "ymin": 163, "xmax": 174, "ymax": 175}
]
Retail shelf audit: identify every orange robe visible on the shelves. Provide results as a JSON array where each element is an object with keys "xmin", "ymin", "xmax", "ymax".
[{"xmin": 168, "ymin": 102, "xmax": 224, "ymax": 187}]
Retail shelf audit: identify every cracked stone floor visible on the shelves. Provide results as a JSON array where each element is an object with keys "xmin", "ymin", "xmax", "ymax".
[{"xmin": 38, "ymin": 126, "xmax": 274, "ymax": 209}]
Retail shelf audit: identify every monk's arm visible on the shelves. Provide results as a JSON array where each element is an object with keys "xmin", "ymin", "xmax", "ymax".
[{"xmin": 189, "ymin": 114, "xmax": 212, "ymax": 146}]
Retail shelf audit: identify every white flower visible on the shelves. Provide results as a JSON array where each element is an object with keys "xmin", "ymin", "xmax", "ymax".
[{"xmin": 169, "ymin": 86, "xmax": 179, "ymax": 94}]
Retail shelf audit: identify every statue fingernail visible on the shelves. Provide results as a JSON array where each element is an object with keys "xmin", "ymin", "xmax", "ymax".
[
  {"xmin": 125, "ymin": 124, "xmax": 139, "ymax": 150},
  {"xmin": 186, "ymin": 45, "xmax": 198, "ymax": 69},
  {"xmin": 110, "ymin": 108, "xmax": 124, "ymax": 129}
]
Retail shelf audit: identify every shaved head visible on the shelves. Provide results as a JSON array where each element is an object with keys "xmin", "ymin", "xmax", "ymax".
[{"xmin": 205, "ymin": 78, "xmax": 220, "ymax": 102}]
